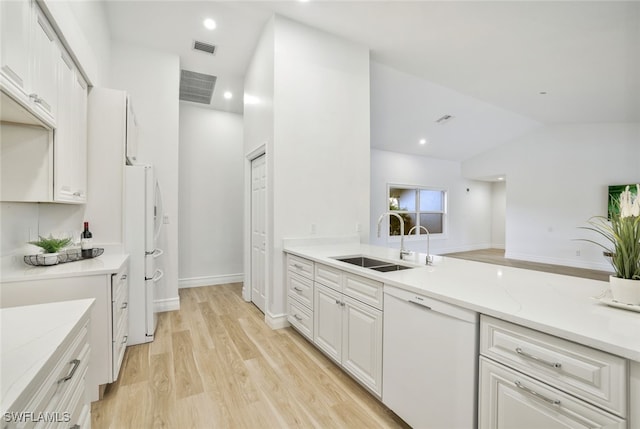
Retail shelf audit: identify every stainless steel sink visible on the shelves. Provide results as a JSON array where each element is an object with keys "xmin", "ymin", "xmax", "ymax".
[
  {"xmin": 333, "ymin": 255, "xmax": 414, "ymax": 272},
  {"xmin": 369, "ymin": 264, "xmax": 413, "ymax": 272}
]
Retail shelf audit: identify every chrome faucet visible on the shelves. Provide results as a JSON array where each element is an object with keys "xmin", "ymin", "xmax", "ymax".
[
  {"xmin": 377, "ymin": 212, "xmax": 412, "ymax": 260},
  {"xmin": 408, "ymin": 225, "xmax": 433, "ymax": 265}
]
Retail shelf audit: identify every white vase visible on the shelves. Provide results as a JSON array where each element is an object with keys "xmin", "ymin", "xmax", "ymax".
[{"xmin": 609, "ymin": 275, "xmax": 640, "ymax": 305}]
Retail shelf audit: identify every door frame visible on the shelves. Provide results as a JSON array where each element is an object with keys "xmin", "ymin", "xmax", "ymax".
[{"xmin": 243, "ymin": 144, "xmax": 268, "ymax": 312}]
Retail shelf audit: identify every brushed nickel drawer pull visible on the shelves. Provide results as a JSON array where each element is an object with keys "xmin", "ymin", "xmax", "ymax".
[
  {"xmin": 59, "ymin": 359, "xmax": 81, "ymax": 383},
  {"xmin": 293, "ymin": 263, "xmax": 303, "ymax": 269},
  {"xmin": 515, "ymin": 347, "xmax": 562, "ymax": 369},
  {"xmin": 122, "ymin": 335, "xmax": 128, "ymax": 345},
  {"xmin": 121, "ymin": 274, "xmax": 128, "ymax": 280},
  {"xmin": 293, "ymin": 287, "xmax": 303, "ymax": 292},
  {"xmin": 121, "ymin": 302, "xmax": 128, "ymax": 310},
  {"xmin": 515, "ymin": 381, "xmax": 561, "ymax": 406},
  {"xmin": 293, "ymin": 314, "xmax": 303, "ymax": 321}
]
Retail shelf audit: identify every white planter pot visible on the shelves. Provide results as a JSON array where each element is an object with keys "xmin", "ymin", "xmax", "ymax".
[
  {"xmin": 39, "ymin": 253, "xmax": 59, "ymax": 266},
  {"xmin": 609, "ymin": 275, "xmax": 640, "ymax": 305}
]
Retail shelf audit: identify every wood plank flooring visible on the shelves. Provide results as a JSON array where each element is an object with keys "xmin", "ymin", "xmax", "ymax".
[
  {"xmin": 92, "ymin": 283, "xmax": 408, "ymax": 429},
  {"xmin": 442, "ymin": 248, "xmax": 611, "ymax": 281}
]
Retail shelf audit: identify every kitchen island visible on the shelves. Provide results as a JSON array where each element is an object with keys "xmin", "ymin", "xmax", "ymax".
[
  {"xmin": 284, "ymin": 242, "xmax": 639, "ymax": 428},
  {"xmin": 1, "ymin": 299, "xmax": 94, "ymax": 429}
]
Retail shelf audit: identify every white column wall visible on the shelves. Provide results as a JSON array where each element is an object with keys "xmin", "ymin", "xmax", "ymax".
[{"xmin": 109, "ymin": 42, "xmax": 180, "ymax": 309}]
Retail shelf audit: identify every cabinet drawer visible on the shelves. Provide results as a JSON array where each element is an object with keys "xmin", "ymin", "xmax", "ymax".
[
  {"xmin": 343, "ymin": 273, "xmax": 383, "ymax": 310},
  {"xmin": 288, "ymin": 272, "xmax": 313, "ymax": 309},
  {"xmin": 112, "ymin": 277, "xmax": 129, "ymax": 336},
  {"xmin": 315, "ymin": 263, "xmax": 342, "ymax": 291},
  {"xmin": 287, "ymin": 254, "xmax": 314, "ymax": 280},
  {"xmin": 112, "ymin": 313, "xmax": 129, "ymax": 382},
  {"xmin": 24, "ymin": 321, "xmax": 89, "ymax": 424},
  {"xmin": 480, "ymin": 315, "xmax": 627, "ymax": 417},
  {"xmin": 112, "ymin": 267, "xmax": 129, "ymax": 301},
  {"xmin": 479, "ymin": 357, "xmax": 625, "ymax": 429},
  {"xmin": 288, "ymin": 298, "xmax": 313, "ymax": 341}
]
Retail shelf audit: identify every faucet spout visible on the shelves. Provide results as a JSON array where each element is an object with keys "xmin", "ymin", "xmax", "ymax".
[
  {"xmin": 377, "ymin": 212, "xmax": 411, "ymax": 260},
  {"xmin": 408, "ymin": 225, "xmax": 433, "ymax": 265}
]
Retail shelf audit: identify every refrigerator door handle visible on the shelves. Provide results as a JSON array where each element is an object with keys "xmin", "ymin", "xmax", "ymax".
[
  {"xmin": 146, "ymin": 248, "xmax": 164, "ymax": 258},
  {"xmin": 151, "ymin": 269, "xmax": 164, "ymax": 283},
  {"xmin": 145, "ymin": 269, "xmax": 164, "ymax": 282}
]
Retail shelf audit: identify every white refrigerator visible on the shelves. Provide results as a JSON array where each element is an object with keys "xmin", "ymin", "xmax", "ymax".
[{"xmin": 124, "ymin": 164, "xmax": 164, "ymax": 345}]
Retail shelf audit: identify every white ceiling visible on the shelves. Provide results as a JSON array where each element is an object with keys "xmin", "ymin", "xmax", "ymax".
[{"xmin": 104, "ymin": 1, "xmax": 640, "ymax": 161}]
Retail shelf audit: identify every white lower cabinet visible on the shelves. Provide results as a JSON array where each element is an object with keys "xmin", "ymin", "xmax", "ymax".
[
  {"xmin": 479, "ymin": 315, "xmax": 628, "ymax": 429},
  {"xmin": 480, "ymin": 357, "xmax": 625, "ymax": 428},
  {"xmin": 0, "ymin": 259, "xmax": 130, "ymax": 402},
  {"xmin": 314, "ymin": 282, "xmax": 383, "ymax": 396}
]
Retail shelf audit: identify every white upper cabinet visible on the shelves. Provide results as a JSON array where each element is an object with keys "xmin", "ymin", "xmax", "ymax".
[
  {"xmin": 30, "ymin": 5, "xmax": 58, "ymax": 123},
  {"xmin": 0, "ymin": 0, "xmax": 31, "ymax": 97},
  {"xmin": 54, "ymin": 50, "xmax": 87, "ymax": 203},
  {"xmin": 0, "ymin": 0, "xmax": 89, "ymax": 204},
  {"xmin": 0, "ymin": 0, "xmax": 58, "ymax": 128}
]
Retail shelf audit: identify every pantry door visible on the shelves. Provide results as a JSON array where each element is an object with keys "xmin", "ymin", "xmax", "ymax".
[{"xmin": 250, "ymin": 154, "xmax": 266, "ymax": 313}]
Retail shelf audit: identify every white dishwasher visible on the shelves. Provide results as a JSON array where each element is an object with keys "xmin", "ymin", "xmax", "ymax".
[{"xmin": 383, "ymin": 285, "xmax": 479, "ymax": 429}]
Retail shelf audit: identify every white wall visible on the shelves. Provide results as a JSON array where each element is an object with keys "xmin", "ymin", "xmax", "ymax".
[
  {"xmin": 463, "ymin": 122, "xmax": 640, "ymax": 270},
  {"xmin": 491, "ymin": 180, "xmax": 506, "ymax": 249},
  {"xmin": 244, "ymin": 16, "xmax": 371, "ymax": 324},
  {"xmin": 370, "ymin": 149, "xmax": 492, "ymax": 254},
  {"xmin": 179, "ymin": 104, "xmax": 244, "ymax": 287},
  {"xmin": 109, "ymin": 41, "xmax": 180, "ymax": 309}
]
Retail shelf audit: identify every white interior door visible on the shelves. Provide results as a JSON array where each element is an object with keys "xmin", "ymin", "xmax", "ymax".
[{"xmin": 251, "ymin": 154, "xmax": 266, "ymax": 313}]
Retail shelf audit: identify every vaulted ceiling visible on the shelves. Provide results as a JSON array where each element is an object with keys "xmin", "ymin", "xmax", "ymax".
[{"xmin": 104, "ymin": 1, "xmax": 640, "ymax": 161}]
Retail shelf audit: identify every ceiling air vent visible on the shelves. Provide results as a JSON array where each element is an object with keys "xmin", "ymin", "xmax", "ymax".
[
  {"xmin": 193, "ymin": 40, "xmax": 217, "ymax": 55},
  {"xmin": 179, "ymin": 70, "xmax": 216, "ymax": 104},
  {"xmin": 435, "ymin": 114, "xmax": 454, "ymax": 125}
]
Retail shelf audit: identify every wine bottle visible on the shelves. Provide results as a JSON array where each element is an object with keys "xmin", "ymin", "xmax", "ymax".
[{"xmin": 81, "ymin": 222, "xmax": 93, "ymax": 258}]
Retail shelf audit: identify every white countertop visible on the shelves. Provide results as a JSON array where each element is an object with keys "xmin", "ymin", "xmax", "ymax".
[
  {"xmin": 1, "ymin": 254, "xmax": 129, "ymax": 283},
  {"xmin": 284, "ymin": 243, "xmax": 640, "ymax": 362},
  {"xmin": 0, "ymin": 299, "xmax": 94, "ymax": 414}
]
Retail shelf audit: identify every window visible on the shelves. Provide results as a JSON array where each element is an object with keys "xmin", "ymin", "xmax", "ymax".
[{"xmin": 388, "ymin": 186, "xmax": 446, "ymax": 236}]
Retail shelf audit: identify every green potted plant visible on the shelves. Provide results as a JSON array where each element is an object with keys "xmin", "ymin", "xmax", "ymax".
[
  {"xmin": 580, "ymin": 184, "xmax": 640, "ymax": 304},
  {"xmin": 28, "ymin": 235, "xmax": 73, "ymax": 265}
]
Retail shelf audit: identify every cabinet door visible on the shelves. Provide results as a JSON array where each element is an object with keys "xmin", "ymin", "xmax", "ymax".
[
  {"xmin": 479, "ymin": 357, "xmax": 625, "ymax": 429},
  {"xmin": 342, "ymin": 296, "xmax": 383, "ymax": 396},
  {"xmin": 31, "ymin": 5, "xmax": 58, "ymax": 123},
  {"xmin": 313, "ymin": 283, "xmax": 343, "ymax": 363},
  {"xmin": 54, "ymin": 51, "xmax": 87, "ymax": 203},
  {"xmin": 0, "ymin": 0, "xmax": 31, "ymax": 96}
]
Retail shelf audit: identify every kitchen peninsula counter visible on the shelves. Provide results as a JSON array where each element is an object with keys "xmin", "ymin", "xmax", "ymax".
[{"xmin": 284, "ymin": 242, "xmax": 640, "ymax": 362}]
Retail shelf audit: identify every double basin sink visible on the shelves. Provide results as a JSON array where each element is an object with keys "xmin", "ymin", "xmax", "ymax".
[{"xmin": 333, "ymin": 256, "xmax": 414, "ymax": 272}]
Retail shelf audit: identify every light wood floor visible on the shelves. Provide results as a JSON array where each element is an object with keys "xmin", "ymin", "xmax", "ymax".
[
  {"xmin": 442, "ymin": 248, "xmax": 611, "ymax": 282},
  {"xmin": 91, "ymin": 283, "xmax": 408, "ymax": 429}
]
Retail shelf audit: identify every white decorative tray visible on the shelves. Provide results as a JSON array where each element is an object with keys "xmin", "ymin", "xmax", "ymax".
[{"xmin": 592, "ymin": 290, "xmax": 640, "ymax": 313}]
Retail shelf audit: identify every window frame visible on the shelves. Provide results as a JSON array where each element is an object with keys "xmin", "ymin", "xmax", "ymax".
[{"xmin": 385, "ymin": 183, "xmax": 448, "ymax": 241}]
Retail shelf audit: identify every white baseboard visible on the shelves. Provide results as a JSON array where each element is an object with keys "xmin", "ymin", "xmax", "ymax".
[
  {"xmin": 154, "ymin": 297, "xmax": 180, "ymax": 313},
  {"xmin": 265, "ymin": 312, "xmax": 289, "ymax": 330},
  {"xmin": 178, "ymin": 273, "xmax": 244, "ymax": 289}
]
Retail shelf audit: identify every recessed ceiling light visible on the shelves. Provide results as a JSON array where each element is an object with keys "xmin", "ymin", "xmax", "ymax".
[
  {"xmin": 223, "ymin": 91, "xmax": 233, "ymax": 100},
  {"xmin": 203, "ymin": 18, "xmax": 216, "ymax": 30},
  {"xmin": 419, "ymin": 139, "xmax": 427, "ymax": 145},
  {"xmin": 497, "ymin": 177, "xmax": 504, "ymax": 181}
]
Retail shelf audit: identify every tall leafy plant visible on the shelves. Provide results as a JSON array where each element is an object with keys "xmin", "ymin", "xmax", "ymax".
[{"xmin": 579, "ymin": 185, "xmax": 640, "ymax": 280}]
